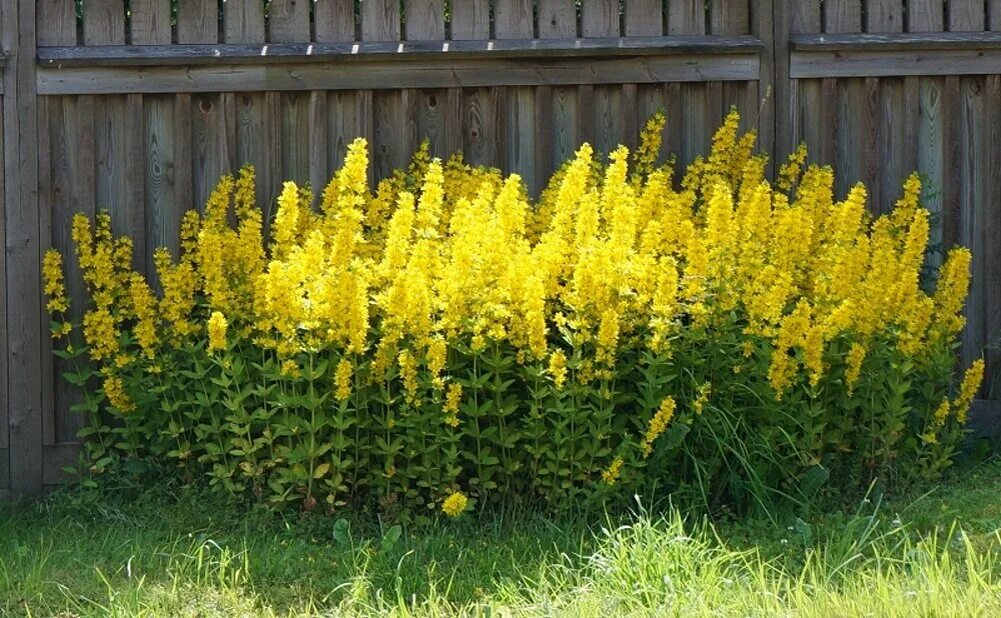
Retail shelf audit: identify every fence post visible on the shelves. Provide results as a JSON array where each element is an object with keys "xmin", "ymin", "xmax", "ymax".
[{"xmin": 2, "ymin": 0, "xmax": 43, "ymax": 497}]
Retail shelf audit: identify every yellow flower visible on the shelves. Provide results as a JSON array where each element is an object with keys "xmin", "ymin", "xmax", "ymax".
[
  {"xmin": 398, "ymin": 349, "xmax": 419, "ymax": 404},
  {"xmin": 693, "ymin": 382, "xmax": 711, "ymax": 415},
  {"xmin": 103, "ymin": 373, "xmax": 135, "ymax": 414},
  {"xmin": 602, "ymin": 457, "xmax": 624, "ymax": 485},
  {"xmin": 42, "ymin": 249, "xmax": 69, "ymax": 314},
  {"xmin": 335, "ymin": 357, "xmax": 353, "ymax": 401},
  {"xmin": 845, "ymin": 343, "xmax": 866, "ymax": 394},
  {"xmin": 954, "ymin": 359, "xmax": 985, "ymax": 425},
  {"xmin": 441, "ymin": 491, "xmax": 468, "ymax": 517},
  {"xmin": 207, "ymin": 311, "xmax": 228, "ymax": 353},
  {"xmin": 642, "ymin": 397, "xmax": 677, "ymax": 457},
  {"xmin": 83, "ymin": 307, "xmax": 118, "ymax": 361},
  {"xmin": 548, "ymin": 350, "xmax": 568, "ymax": 390},
  {"xmin": 280, "ymin": 358, "xmax": 301, "ymax": 378}
]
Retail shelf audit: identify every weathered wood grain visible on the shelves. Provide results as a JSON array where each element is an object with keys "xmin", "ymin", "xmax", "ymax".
[
  {"xmin": 4, "ymin": 0, "xmax": 44, "ymax": 497},
  {"xmin": 224, "ymin": 0, "xmax": 266, "ymax": 44},
  {"xmin": 178, "ymin": 1, "xmax": 220, "ymax": 44},
  {"xmin": 867, "ymin": 0, "xmax": 904, "ymax": 33},
  {"xmin": 37, "ymin": 53, "xmax": 763, "ymax": 95},
  {"xmin": 269, "ymin": 0, "xmax": 311, "ymax": 43},
  {"xmin": 362, "ymin": 0, "xmax": 401, "ymax": 41},
  {"xmin": 908, "ymin": 0, "xmax": 944, "ymax": 33},
  {"xmin": 315, "ymin": 0, "xmax": 356, "ymax": 42},
  {"xmin": 950, "ymin": 0, "xmax": 986, "ymax": 32},
  {"xmin": 824, "ymin": 0, "xmax": 862, "ymax": 34},
  {"xmin": 83, "ymin": 0, "xmax": 126, "ymax": 46},
  {"xmin": 405, "ymin": 0, "xmax": 445, "ymax": 41},
  {"xmin": 131, "ymin": 0, "xmax": 172, "ymax": 45},
  {"xmin": 791, "ymin": 48, "xmax": 1001, "ymax": 78},
  {"xmin": 192, "ymin": 93, "xmax": 233, "ymax": 209},
  {"xmin": 668, "ymin": 0, "xmax": 706, "ymax": 35},
  {"xmin": 36, "ymin": 0, "xmax": 76, "ymax": 46},
  {"xmin": 625, "ymin": 0, "xmax": 663, "ymax": 36},
  {"xmin": 451, "ymin": 0, "xmax": 491, "ymax": 40}
]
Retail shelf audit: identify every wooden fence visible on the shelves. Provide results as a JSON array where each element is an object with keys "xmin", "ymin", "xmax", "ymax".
[{"xmin": 2, "ymin": 0, "xmax": 999, "ymax": 498}]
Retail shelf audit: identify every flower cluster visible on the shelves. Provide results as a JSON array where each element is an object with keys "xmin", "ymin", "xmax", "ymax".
[{"xmin": 43, "ymin": 111, "xmax": 981, "ymax": 517}]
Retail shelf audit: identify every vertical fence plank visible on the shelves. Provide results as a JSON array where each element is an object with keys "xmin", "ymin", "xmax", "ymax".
[
  {"xmin": 625, "ymin": 0, "xmax": 664, "ymax": 150},
  {"xmin": 949, "ymin": 0, "xmax": 986, "ymax": 31},
  {"xmin": 270, "ymin": 0, "xmax": 311, "ymax": 42},
  {"xmin": 625, "ymin": 0, "xmax": 663, "ymax": 36},
  {"xmin": 193, "ymin": 94, "xmax": 234, "ymax": 209},
  {"xmin": 409, "ymin": 2, "xmax": 450, "ymax": 161},
  {"xmin": 36, "ymin": 0, "xmax": 77, "ymax": 46},
  {"xmin": 405, "ymin": 0, "xmax": 445, "ymax": 40},
  {"xmin": 363, "ymin": 0, "xmax": 407, "ymax": 180},
  {"xmin": 907, "ymin": 0, "xmax": 945, "ymax": 32},
  {"xmin": 82, "ymin": 0, "xmax": 126, "ymax": 45},
  {"xmin": 538, "ymin": 0, "xmax": 577, "ymax": 38},
  {"xmin": 668, "ymin": 0, "xmax": 706, "ymax": 35},
  {"xmin": 985, "ymin": 75, "xmax": 1001, "ymax": 393},
  {"xmin": 496, "ymin": 0, "xmax": 538, "ymax": 191},
  {"xmin": 582, "ymin": 0, "xmax": 620, "ymax": 37},
  {"xmin": 315, "ymin": 0, "xmax": 356, "ymax": 42},
  {"xmin": 583, "ymin": 1, "xmax": 623, "ymax": 159},
  {"xmin": 225, "ymin": 0, "xmax": 266, "ymax": 43},
  {"xmin": 670, "ymin": 0, "xmax": 708, "ymax": 170},
  {"xmin": 867, "ymin": 0, "xmax": 904, "ymax": 32},
  {"xmin": 4, "ymin": 0, "xmax": 43, "ymax": 496},
  {"xmin": 992, "ymin": 1, "xmax": 1001, "ymax": 30},
  {"xmin": 131, "ymin": 0, "xmax": 172, "ymax": 44},
  {"xmin": 824, "ymin": 0, "xmax": 862, "ymax": 33},
  {"xmin": 309, "ymin": 91, "xmax": 329, "ymax": 202},
  {"xmin": 959, "ymin": 78, "xmax": 986, "ymax": 371},
  {"xmin": 145, "ymin": 95, "xmax": 180, "ymax": 272},
  {"xmin": 178, "ymin": 1, "xmax": 220, "ymax": 44},
  {"xmin": 1, "ymin": 88, "xmax": 8, "ymax": 474},
  {"xmin": 451, "ymin": 0, "xmax": 490, "ymax": 39},
  {"xmin": 543, "ymin": 0, "xmax": 581, "ymax": 170}
]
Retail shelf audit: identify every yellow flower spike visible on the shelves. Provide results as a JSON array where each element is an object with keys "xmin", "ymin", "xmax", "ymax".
[
  {"xmin": 642, "ymin": 397, "xmax": 677, "ymax": 457},
  {"xmin": 334, "ymin": 358, "xmax": 353, "ymax": 402},
  {"xmin": 954, "ymin": 360, "xmax": 985, "ymax": 425},
  {"xmin": 845, "ymin": 343, "xmax": 866, "ymax": 394},
  {"xmin": 42, "ymin": 249, "xmax": 69, "ymax": 315},
  {"xmin": 102, "ymin": 373, "xmax": 135, "ymax": 414},
  {"xmin": 207, "ymin": 311, "xmax": 228, "ymax": 353},
  {"xmin": 633, "ymin": 112, "xmax": 667, "ymax": 179},
  {"xmin": 548, "ymin": 350, "xmax": 568, "ymax": 390},
  {"xmin": 441, "ymin": 491, "xmax": 468, "ymax": 517},
  {"xmin": 602, "ymin": 457, "xmax": 624, "ymax": 485}
]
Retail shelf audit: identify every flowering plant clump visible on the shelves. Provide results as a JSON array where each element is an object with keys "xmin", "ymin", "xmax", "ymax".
[{"xmin": 43, "ymin": 111, "xmax": 982, "ymax": 518}]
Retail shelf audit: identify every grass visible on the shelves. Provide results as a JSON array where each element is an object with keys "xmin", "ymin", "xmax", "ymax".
[{"xmin": 2, "ymin": 460, "xmax": 1001, "ymax": 616}]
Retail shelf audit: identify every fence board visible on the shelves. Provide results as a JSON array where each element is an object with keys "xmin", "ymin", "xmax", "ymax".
[
  {"xmin": 83, "ymin": 0, "xmax": 126, "ymax": 46},
  {"xmin": 538, "ymin": 0, "xmax": 577, "ymax": 38},
  {"xmin": 993, "ymin": 1, "xmax": 1001, "ymax": 31},
  {"xmin": 405, "ymin": 0, "xmax": 445, "ymax": 41},
  {"xmin": 0, "ymin": 90, "xmax": 6, "ymax": 463},
  {"xmin": 824, "ymin": 0, "xmax": 862, "ymax": 33},
  {"xmin": 4, "ymin": 0, "xmax": 44, "ymax": 497},
  {"xmin": 451, "ymin": 0, "xmax": 491, "ymax": 40},
  {"xmin": 625, "ymin": 0, "xmax": 663, "ymax": 36},
  {"xmin": 178, "ymin": 2, "xmax": 220, "ymax": 44},
  {"xmin": 668, "ymin": 0, "xmax": 706, "ymax": 35},
  {"xmin": 985, "ymin": 75, "xmax": 1001, "ymax": 394},
  {"xmin": 36, "ymin": 0, "xmax": 76, "ymax": 46},
  {"xmin": 315, "ymin": 0, "xmax": 356, "ymax": 42},
  {"xmin": 225, "ymin": 0, "xmax": 266, "ymax": 43},
  {"xmin": 950, "ymin": 1, "xmax": 986, "ymax": 32},
  {"xmin": 270, "ymin": 0, "xmax": 311, "ymax": 43},
  {"xmin": 908, "ymin": 0, "xmax": 944, "ymax": 32},
  {"xmin": 192, "ymin": 94, "xmax": 233, "ymax": 209},
  {"xmin": 131, "ymin": 0, "xmax": 172, "ymax": 45},
  {"xmin": 867, "ymin": 0, "xmax": 904, "ymax": 33}
]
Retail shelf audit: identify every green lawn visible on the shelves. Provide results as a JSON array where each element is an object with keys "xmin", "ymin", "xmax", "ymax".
[{"xmin": 2, "ymin": 460, "xmax": 1001, "ymax": 617}]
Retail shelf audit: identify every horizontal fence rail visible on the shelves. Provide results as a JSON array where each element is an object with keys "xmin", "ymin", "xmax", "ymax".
[{"xmin": 2, "ymin": 0, "xmax": 1000, "ymax": 497}]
